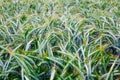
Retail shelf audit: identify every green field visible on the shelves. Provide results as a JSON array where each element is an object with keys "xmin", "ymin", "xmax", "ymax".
[{"xmin": 0, "ymin": 0, "xmax": 120, "ymax": 80}]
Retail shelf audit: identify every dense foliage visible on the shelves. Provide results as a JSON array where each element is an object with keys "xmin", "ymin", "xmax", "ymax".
[{"xmin": 0, "ymin": 0, "xmax": 120, "ymax": 80}]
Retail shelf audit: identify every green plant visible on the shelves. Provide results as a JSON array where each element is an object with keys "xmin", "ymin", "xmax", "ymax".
[{"xmin": 0, "ymin": 0, "xmax": 120, "ymax": 80}]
